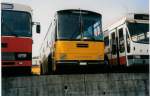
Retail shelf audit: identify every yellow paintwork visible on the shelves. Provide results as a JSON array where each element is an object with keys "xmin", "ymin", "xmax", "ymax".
[
  {"xmin": 54, "ymin": 41, "xmax": 104, "ymax": 61},
  {"xmin": 32, "ymin": 65, "xmax": 40, "ymax": 75}
]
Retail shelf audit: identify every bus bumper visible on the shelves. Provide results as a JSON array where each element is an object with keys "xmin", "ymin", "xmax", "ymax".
[
  {"xmin": 127, "ymin": 55, "xmax": 149, "ymax": 66},
  {"xmin": 2, "ymin": 60, "xmax": 32, "ymax": 67},
  {"xmin": 56, "ymin": 60, "xmax": 104, "ymax": 65},
  {"xmin": 54, "ymin": 60, "xmax": 105, "ymax": 72}
]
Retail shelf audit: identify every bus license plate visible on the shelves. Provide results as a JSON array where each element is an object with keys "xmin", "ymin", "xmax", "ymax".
[{"xmin": 80, "ymin": 62, "xmax": 87, "ymax": 65}]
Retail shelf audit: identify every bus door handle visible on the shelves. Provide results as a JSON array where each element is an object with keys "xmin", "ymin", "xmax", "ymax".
[{"xmin": 76, "ymin": 43, "xmax": 88, "ymax": 48}]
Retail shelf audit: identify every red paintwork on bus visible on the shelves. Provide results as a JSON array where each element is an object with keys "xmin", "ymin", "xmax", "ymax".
[
  {"xmin": 2, "ymin": 61, "xmax": 32, "ymax": 67},
  {"xmin": 1, "ymin": 36, "xmax": 32, "ymax": 67},
  {"xmin": 119, "ymin": 56, "xmax": 126, "ymax": 65},
  {"xmin": 1, "ymin": 36, "xmax": 32, "ymax": 52},
  {"xmin": 110, "ymin": 56, "xmax": 126, "ymax": 65}
]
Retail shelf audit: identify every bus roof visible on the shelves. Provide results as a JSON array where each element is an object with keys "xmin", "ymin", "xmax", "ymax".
[
  {"xmin": 104, "ymin": 13, "xmax": 149, "ymax": 32},
  {"xmin": 56, "ymin": 9, "xmax": 102, "ymax": 16},
  {"xmin": 1, "ymin": 2, "xmax": 32, "ymax": 14}
]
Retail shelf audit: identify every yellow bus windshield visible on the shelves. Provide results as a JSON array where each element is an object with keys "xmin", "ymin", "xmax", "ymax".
[{"xmin": 57, "ymin": 10, "xmax": 103, "ymax": 41}]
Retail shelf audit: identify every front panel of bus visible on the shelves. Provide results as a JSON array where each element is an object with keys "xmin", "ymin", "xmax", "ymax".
[
  {"xmin": 54, "ymin": 10, "xmax": 104, "ymax": 67},
  {"xmin": 1, "ymin": 10, "xmax": 32, "ymax": 68},
  {"xmin": 126, "ymin": 20, "xmax": 149, "ymax": 66}
]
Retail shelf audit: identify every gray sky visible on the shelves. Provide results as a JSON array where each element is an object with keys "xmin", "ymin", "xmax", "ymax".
[{"xmin": 2, "ymin": 0, "xmax": 149, "ymax": 57}]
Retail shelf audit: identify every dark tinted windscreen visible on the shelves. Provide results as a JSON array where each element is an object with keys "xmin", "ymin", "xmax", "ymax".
[
  {"xmin": 1, "ymin": 10, "xmax": 32, "ymax": 37},
  {"xmin": 127, "ymin": 22, "xmax": 149, "ymax": 44},
  {"xmin": 58, "ymin": 10, "xmax": 103, "ymax": 41}
]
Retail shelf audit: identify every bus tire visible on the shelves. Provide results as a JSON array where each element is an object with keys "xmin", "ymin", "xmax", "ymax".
[
  {"xmin": 26, "ymin": 67, "xmax": 31, "ymax": 75},
  {"xmin": 40, "ymin": 64, "xmax": 44, "ymax": 75},
  {"xmin": 48, "ymin": 55, "xmax": 53, "ymax": 74}
]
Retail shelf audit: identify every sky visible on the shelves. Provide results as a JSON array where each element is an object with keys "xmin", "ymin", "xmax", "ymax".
[{"xmin": 2, "ymin": 0, "xmax": 149, "ymax": 57}]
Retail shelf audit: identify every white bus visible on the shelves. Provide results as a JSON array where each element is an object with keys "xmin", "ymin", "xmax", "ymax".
[{"xmin": 104, "ymin": 13, "xmax": 149, "ymax": 67}]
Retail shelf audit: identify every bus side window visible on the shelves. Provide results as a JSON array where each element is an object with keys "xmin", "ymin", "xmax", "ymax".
[
  {"xmin": 118, "ymin": 28, "xmax": 125, "ymax": 53},
  {"xmin": 111, "ymin": 32, "xmax": 116, "ymax": 54}
]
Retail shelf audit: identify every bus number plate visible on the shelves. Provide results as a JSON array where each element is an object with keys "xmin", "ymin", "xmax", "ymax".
[{"xmin": 80, "ymin": 62, "xmax": 87, "ymax": 65}]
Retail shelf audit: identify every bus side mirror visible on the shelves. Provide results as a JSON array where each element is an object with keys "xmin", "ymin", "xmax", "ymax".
[{"xmin": 36, "ymin": 25, "xmax": 40, "ymax": 33}]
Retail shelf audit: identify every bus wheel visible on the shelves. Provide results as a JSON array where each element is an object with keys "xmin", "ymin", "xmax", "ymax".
[
  {"xmin": 27, "ymin": 67, "xmax": 31, "ymax": 75},
  {"xmin": 40, "ymin": 64, "xmax": 44, "ymax": 75},
  {"xmin": 20, "ymin": 67, "xmax": 31, "ymax": 75},
  {"xmin": 48, "ymin": 55, "xmax": 53, "ymax": 74}
]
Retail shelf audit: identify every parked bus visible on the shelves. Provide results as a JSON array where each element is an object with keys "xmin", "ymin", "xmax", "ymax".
[
  {"xmin": 40, "ymin": 9, "xmax": 104, "ymax": 74},
  {"xmin": 1, "ymin": 3, "xmax": 40, "ymax": 74},
  {"xmin": 104, "ymin": 13, "xmax": 149, "ymax": 67},
  {"xmin": 32, "ymin": 57, "xmax": 40, "ymax": 75}
]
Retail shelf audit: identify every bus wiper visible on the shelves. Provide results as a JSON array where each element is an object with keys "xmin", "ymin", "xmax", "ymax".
[
  {"xmin": 70, "ymin": 31, "xmax": 80, "ymax": 39},
  {"xmin": 91, "ymin": 37, "xmax": 96, "ymax": 41}
]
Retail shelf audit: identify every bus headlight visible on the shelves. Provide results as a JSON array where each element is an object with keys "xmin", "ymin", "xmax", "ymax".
[
  {"xmin": 134, "ymin": 55, "xmax": 140, "ymax": 59},
  {"xmin": 15, "ymin": 53, "xmax": 31, "ymax": 60},
  {"xmin": 17, "ymin": 53, "xmax": 27, "ymax": 58}
]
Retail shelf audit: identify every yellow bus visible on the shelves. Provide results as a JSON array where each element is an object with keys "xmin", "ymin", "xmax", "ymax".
[{"xmin": 40, "ymin": 9, "xmax": 104, "ymax": 74}]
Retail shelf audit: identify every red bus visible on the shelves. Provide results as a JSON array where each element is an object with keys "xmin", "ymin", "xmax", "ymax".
[{"xmin": 1, "ymin": 3, "xmax": 40, "ymax": 74}]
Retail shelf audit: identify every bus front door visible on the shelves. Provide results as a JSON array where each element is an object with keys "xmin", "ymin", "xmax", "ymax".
[
  {"xmin": 117, "ymin": 25, "xmax": 126, "ymax": 66},
  {"xmin": 110, "ymin": 30, "xmax": 118, "ymax": 65}
]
